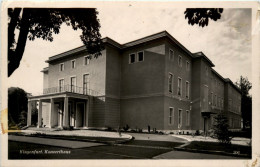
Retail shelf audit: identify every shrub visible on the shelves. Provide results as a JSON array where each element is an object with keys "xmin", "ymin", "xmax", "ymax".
[
  {"xmin": 63, "ymin": 126, "xmax": 73, "ymax": 130},
  {"xmin": 123, "ymin": 124, "xmax": 130, "ymax": 132},
  {"xmin": 159, "ymin": 131, "xmax": 164, "ymax": 135},
  {"xmin": 105, "ymin": 126, "xmax": 113, "ymax": 131},
  {"xmin": 137, "ymin": 128, "xmax": 143, "ymax": 133},
  {"xmin": 169, "ymin": 132, "xmax": 174, "ymax": 134},
  {"xmin": 195, "ymin": 130, "xmax": 200, "ymax": 136},
  {"xmin": 213, "ymin": 114, "xmax": 232, "ymax": 145}
]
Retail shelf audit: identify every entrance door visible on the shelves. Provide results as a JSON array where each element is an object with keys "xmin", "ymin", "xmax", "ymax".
[{"xmin": 76, "ymin": 103, "xmax": 85, "ymax": 127}]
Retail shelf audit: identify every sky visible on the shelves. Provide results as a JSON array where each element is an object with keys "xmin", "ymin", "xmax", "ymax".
[{"xmin": 7, "ymin": 4, "xmax": 252, "ymax": 95}]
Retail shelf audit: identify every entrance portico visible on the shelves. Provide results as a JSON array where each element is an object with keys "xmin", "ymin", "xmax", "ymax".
[{"xmin": 27, "ymin": 92, "xmax": 89, "ymax": 129}]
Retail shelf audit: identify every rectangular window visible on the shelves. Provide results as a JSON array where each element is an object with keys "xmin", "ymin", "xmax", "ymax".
[
  {"xmin": 186, "ymin": 110, "xmax": 190, "ymax": 126},
  {"xmin": 169, "ymin": 107, "xmax": 174, "ymax": 125},
  {"xmin": 137, "ymin": 51, "xmax": 144, "ymax": 62},
  {"xmin": 204, "ymin": 85, "xmax": 209, "ymax": 110},
  {"xmin": 84, "ymin": 56, "xmax": 90, "ymax": 65},
  {"xmin": 60, "ymin": 63, "xmax": 64, "ymax": 71},
  {"xmin": 178, "ymin": 109, "xmax": 182, "ymax": 128},
  {"xmin": 215, "ymin": 94, "xmax": 217, "ymax": 106},
  {"xmin": 177, "ymin": 77, "xmax": 182, "ymax": 96},
  {"xmin": 205, "ymin": 66, "xmax": 208, "ymax": 76},
  {"xmin": 169, "ymin": 49, "xmax": 174, "ymax": 61},
  {"xmin": 168, "ymin": 73, "xmax": 173, "ymax": 93},
  {"xmin": 59, "ymin": 79, "xmax": 64, "ymax": 92},
  {"xmin": 186, "ymin": 61, "xmax": 190, "ymax": 71},
  {"xmin": 70, "ymin": 77, "xmax": 76, "ymax": 92},
  {"xmin": 185, "ymin": 81, "xmax": 189, "ymax": 99},
  {"xmin": 83, "ymin": 74, "xmax": 89, "ymax": 95},
  {"xmin": 178, "ymin": 55, "xmax": 182, "ymax": 67},
  {"xmin": 129, "ymin": 53, "xmax": 136, "ymax": 64},
  {"xmin": 211, "ymin": 92, "xmax": 213, "ymax": 105},
  {"xmin": 229, "ymin": 99, "xmax": 232, "ymax": 110},
  {"xmin": 71, "ymin": 60, "xmax": 76, "ymax": 69}
]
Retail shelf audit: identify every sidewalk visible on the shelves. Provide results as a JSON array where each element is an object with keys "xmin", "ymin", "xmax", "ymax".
[
  {"xmin": 171, "ymin": 134, "xmax": 251, "ymax": 146},
  {"xmin": 20, "ymin": 128, "xmax": 132, "ymax": 139},
  {"xmin": 9, "ymin": 135, "xmax": 105, "ymax": 148}
]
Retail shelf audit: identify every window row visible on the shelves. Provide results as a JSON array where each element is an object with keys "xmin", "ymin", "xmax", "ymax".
[
  {"xmin": 168, "ymin": 73, "xmax": 190, "ymax": 99},
  {"xmin": 169, "ymin": 107, "xmax": 190, "ymax": 127},
  {"xmin": 228, "ymin": 99, "xmax": 241, "ymax": 113},
  {"xmin": 129, "ymin": 51, "xmax": 144, "ymax": 64},
  {"xmin": 169, "ymin": 49, "xmax": 190, "ymax": 71},
  {"xmin": 58, "ymin": 74, "xmax": 90, "ymax": 94},
  {"xmin": 59, "ymin": 56, "xmax": 91, "ymax": 71},
  {"xmin": 210, "ymin": 92, "xmax": 224, "ymax": 108}
]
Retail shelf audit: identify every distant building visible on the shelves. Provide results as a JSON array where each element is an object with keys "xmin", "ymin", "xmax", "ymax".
[{"xmin": 27, "ymin": 31, "xmax": 242, "ymax": 133}]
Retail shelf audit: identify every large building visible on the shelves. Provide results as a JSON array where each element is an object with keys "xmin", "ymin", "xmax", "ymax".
[{"xmin": 27, "ymin": 31, "xmax": 242, "ymax": 133}]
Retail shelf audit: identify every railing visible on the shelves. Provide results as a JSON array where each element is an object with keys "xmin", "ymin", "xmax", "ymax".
[{"xmin": 43, "ymin": 85, "xmax": 102, "ymax": 96}]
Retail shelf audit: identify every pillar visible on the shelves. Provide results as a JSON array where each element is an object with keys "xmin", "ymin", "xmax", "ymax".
[
  {"xmin": 27, "ymin": 101, "xmax": 32, "ymax": 126},
  {"xmin": 84, "ymin": 99, "xmax": 89, "ymax": 127},
  {"xmin": 49, "ymin": 98, "xmax": 54, "ymax": 128},
  {"xmin": 63, "ymin": 97, "xmax": 69, "ymax": 128},
  {"xmin": 37, "ymin": 100, "xmax": 42, "ymax": 128}
]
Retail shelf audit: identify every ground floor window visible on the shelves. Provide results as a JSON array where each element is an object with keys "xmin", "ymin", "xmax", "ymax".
[
  {"xmin": 169, "ymin": 107, "xmax": 174, "ymax": 125},
  {"xmin": 178, "ymin": 109, "xmax": 182, "ymax": 128},
  {"xmin": 186, "ymin": 110, "xmax": 190, "ymax": 126}
]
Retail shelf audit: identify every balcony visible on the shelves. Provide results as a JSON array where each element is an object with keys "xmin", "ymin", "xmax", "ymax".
[{"xmin": 43, "ymin": 85, "xmax": 102, "ymax": 96}]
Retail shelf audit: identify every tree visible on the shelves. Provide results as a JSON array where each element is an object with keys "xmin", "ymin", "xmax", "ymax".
[
  {"xmin": 213, "ymin": 114, "xmax": 232, "ymax": 145},
  {"xmin": 8, "ymin": 87, "xmax": 28, "ymax": 128},
  {"xmin": 184, "ymin": 8, "xmax": 224, "ymax": 27},
  {"xmin": 235, "ymin": 76, "xmax": 252, "ymax": 130},
  {"xmin": 8, "ymin": 8, "xmax": 103, "ymax": 77}
]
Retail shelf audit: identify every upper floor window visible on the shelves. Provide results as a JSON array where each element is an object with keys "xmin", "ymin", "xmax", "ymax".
[
  {"xmin": 228, "ymin": 99, "xmax": 232, "ymax": 110},
  {"xmin": 71, "ymin": 60, "xmax": 76, "ymax": 69},
  {"xmin": 178, "ymin": 55, "xmax": 182, "ymax": 67},
  {"xmin": 186, "ymin": 61, "xmax": 190, "ymax": 71},
  {"xmin": 168, "ymin": 73, "xmax": 173, "ymax": 93},
  {"xmin": 205, "ymin": 66, "xmax": 208, "ymax": 76},
  {"xmin": 185, "ymin": 81, "xmax": 189, "ymax": 99},
  {"xmin": 84, "ymin": 56, "xmax": 90, "ymax": 65},
  {"xmin": 137, "ymin": 51, "xmax": 144, "ymax": 62},
  {"xmin": 59, "ymin": 79, "xmax": 64, "ymax": 92},
  {"xmin": 129, "ymin": 53, "xmax": 136, "ymax": 64},
  {"xmin": 177, "ymin": 77, "xmax": 182, "ymax": 96},
  {"xmin": 60, "ymin": 63, "xmax": 64, "ymax": 72},
  {"xmin": 71, "ymin": 77, "xmax": 76, "ymax": 92},
  {"xmin": 169, "ymin": 49, "xmax": 174, "ymax": 61},
  {"xmin": 169, "ymin": 107, "xmax": 174, "ymax": 125}
]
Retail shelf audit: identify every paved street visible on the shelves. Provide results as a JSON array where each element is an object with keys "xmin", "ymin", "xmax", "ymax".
[{"xmin": 8, "ymin": 134, "xmax": 245, "ymax": 159}]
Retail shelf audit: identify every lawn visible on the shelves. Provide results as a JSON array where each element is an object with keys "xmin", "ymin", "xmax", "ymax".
[
  {"xmin": 184, "ymin": 141, "xmax": 251, "ymax": 157},
  {"xmin": 124, "ymin": 140, "xmax": 183, "ymax": 148}
]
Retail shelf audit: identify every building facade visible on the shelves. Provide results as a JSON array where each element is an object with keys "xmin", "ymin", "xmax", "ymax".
[{"xmin": 27, "ymin": 31, "xmax": 242, "ymax": 133}]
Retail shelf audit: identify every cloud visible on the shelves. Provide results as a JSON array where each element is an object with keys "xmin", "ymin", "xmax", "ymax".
[{"xmin": 7, "ymin": 5, "xmax": 252, "ymax": 94}]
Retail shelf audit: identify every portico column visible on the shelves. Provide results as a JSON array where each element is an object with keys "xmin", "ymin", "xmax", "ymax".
[
  {"xmin": 49, "ymin": 98, "xmax": 54, "ymax": 128},
  {"xmin": 37, "ymin": 100, "xmax": 42, "ymax": 128},
  {"xmin": 27, "ymin": 100, "xmax": 32, "ymax": 126},
  {"xmin": 84, "ymin": 99, "xmax": 89, "ymax": 127},
  {"xmin": 63, "ymin": 97, "xmax": 69, "ymax": 128}
]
